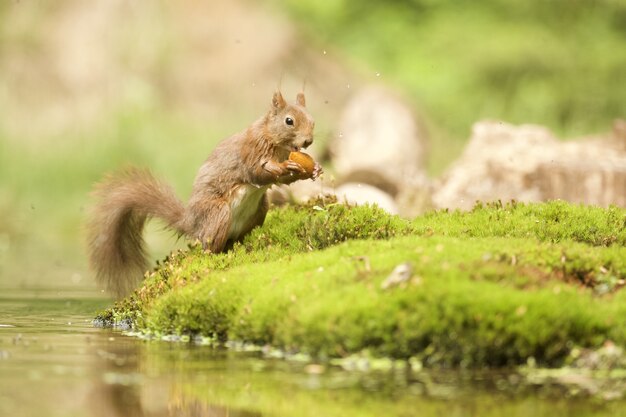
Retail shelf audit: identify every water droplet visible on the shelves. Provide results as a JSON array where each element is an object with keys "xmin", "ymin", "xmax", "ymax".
[
  {"xmin": 323, "ymin": 50, "xmax": 327, "ymax": 55},
  {"xmin": 346, "ymin": 84, "xmax": 351, "ymax": 89},
  {"xmin": 376, "ymin": 72, "xmax": 381, "ymax": 77}
]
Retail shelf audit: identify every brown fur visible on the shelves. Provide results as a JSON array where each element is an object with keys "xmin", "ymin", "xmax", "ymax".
[{"xmin": 87, "ymin": 91, "xmax": 319, "ymax": 297}]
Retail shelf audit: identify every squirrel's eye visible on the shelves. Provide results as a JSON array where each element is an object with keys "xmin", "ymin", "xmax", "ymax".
[{"xmin": 285, "ymin": 117, "xmax": 294, "ymax": 126}]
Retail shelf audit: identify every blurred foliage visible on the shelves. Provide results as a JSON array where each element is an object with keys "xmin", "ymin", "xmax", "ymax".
[
  {"xmin": 278, "ymin": 0, "xmax": 626, "ymax": 144},
  {"xmin": 0, "ymin": 106, "xmax": 238, "ymax": 287}
]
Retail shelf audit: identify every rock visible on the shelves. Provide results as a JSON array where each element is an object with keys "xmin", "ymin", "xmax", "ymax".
[
  {"xmin": 571, "ymin": 341, "xmax": 626, "ymax": 370},
  {"xmin": 331, "ymin": 86, "xmax": 427, "ymax": 188},
  {"xmin": 268, "ymin": 179, "xmax": 401, "ymax": 216},
  {"xmin": 381, "ymin": 262, "xmax": 414, "ymax": 289},
  {"xmin": 524, "ymin": 132, "xmax": 626, "ymax": 207},
  {"xmin": 432, "ymin": 120, "xmax": 626, "ymax": 210},
  {"xmin": 395, "ymin": 176, "xmax": 435, "ymax": 218},
  {"xmin": 432, "ymin": 121, "xmax": 557, "ymax": 210},
  {"xmin": 267, "ymin": 177, "xmax": 333, "ymax": 206},
  {"xmin": 329, "ymin": 86, "xmax": 430, "ymax": 217},
  {"xmin": 334, "ymin": 183, "xmax": 398, "ymax": 214},
  {"xmin": 268, "ymin": 178, "xmax": 399, "ymax": 215},
  {"xmin": 532, "ymin": 153, "xmax": 626, "ymax": 207}
]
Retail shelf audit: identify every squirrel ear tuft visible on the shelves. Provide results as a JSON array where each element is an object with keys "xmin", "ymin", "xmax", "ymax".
[
  {"xmin": 296, "ymin": 92, "xmax": 306, "ymax": 107},
  {"xmin": 272, "ymin": 91, "xmax": 286, "ymax": 111}
]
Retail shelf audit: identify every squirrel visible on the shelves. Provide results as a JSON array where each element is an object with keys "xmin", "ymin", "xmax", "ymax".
[{"xmin": 87, "ymin": 91, "xmax": 322, "ymax": 297}]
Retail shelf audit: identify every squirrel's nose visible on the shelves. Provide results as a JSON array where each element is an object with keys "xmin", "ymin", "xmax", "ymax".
[{"xmin": 303, "ymin": 138, "xmax": 313, "ymax": 148}]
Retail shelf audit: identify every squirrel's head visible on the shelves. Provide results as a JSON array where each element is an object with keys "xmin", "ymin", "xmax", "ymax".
[{"xmin": 265, "ymin": 91, "xmax": 315, "ymax": 152}]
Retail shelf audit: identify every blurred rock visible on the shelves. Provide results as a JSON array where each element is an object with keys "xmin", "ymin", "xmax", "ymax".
[
  {"xmin": 334, "ymin": 183, "xmax": 398, "ymax": 214},
  {"xmin": 570, "ymin": 341, "xmax": 626, "ymax": 370},
  {"xmin": 395, "ymin": 176, "xmax": 435, "ymax": 218},
  {"xmin": 432, "ymin": 121, "xmax": 556, "ymax": 209},
  {"xmin": 267, "ymin": 178, "xmax": 332, "ymax": 206},
  {"xmin": 269, "ymin": 177, "xmax": 409, "ymax": 216},
  {"xmin": 331, "ymin": 87, "xmax": 427, "ymax": 183},
  {"xmin": 433, "ymin": 120, "xmax": 626, "ymax": 210},
  {"xmin": 330, "ymin": 87, "xmax": 430, "ymax": 216},
  {"xmin": 337, "ymin": 169, "xmax": 400, "ymax": 197},
  {"xmin": 532, "ymin": 141, "xmax": 626, "ymax": 207}
]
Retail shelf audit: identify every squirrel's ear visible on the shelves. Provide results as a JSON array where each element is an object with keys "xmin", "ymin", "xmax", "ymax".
[
  {"xmin": 272, "ymin": 91, "xmax": 286, "ymax": 111},
  {"xmin": 296, "ymin": 92, "xmax": 306, "ymax": 107}
]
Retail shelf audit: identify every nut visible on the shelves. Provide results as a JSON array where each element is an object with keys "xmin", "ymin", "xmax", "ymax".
[{"xmin": 289, "ymin": 151, "xmax": 316, "ymax": 176}]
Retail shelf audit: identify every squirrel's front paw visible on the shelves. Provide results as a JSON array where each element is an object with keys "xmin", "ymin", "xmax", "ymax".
[
  {"xmin": 284, "ymin": 160, "xmax": 306, "ymax": 174},
  {"xmin": 263, "ymin": 160, "xmax": 284, "ymax": 177},
  {"xmin": 311, "ymin": 162, "xmax": 324, "ymax": 180},
  {"xmin": 282, "ymin": 160, "xmax": 307, "ymax": 180}
]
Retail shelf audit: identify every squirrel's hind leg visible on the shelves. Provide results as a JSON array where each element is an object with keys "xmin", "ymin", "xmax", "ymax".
[{"xmin": 198, "ymin": 200, "xmax": 232, "ymax": 254}]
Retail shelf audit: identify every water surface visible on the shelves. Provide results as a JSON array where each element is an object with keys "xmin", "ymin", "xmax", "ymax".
[{"xmin": 1, "ymin": 289, "xmax": 624, "ymax": 417}]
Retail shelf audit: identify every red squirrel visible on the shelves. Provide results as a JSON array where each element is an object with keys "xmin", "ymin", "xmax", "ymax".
[{"xmin": 87, "ymin": 91, "xmax": 322, "ymax": 296}]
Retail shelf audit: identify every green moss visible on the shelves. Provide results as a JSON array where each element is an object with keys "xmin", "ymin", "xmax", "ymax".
[
  {"xmin": 98, "ymin": 200, "xmax": 626, "ymax": 367},
  {"xmin": 414, "ymin": 200, "xmax": 626, "ymax": 246},
  {"xmin": 95, "ymin": 197, "xmax": 414, "ymax": 327},
  {"xmin": 242, "ymin": 196, "xmax": 415, "ymax": 252}
]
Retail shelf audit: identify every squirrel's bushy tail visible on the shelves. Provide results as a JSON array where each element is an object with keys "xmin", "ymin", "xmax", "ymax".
[{"xmin": 87, "ymin": 168, "xmax": 187, "ymax": 297}]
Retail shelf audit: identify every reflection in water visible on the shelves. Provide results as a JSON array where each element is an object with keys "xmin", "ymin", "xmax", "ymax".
[
  {"xmin": 88, "ymin": 338, "xmax": 145, "ymax": 417},
  {"xmin": 1, "ymin": 291, "xmax": 626, "ymax": 417},
  {"xmin": 88, "ymin": 338, "xmax": 261, "ymax": 417}
]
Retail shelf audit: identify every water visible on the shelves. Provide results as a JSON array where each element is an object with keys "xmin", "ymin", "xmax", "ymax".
[{"xmin": 1, "ymin": 289, "xmax": 625, "ymax": 417}]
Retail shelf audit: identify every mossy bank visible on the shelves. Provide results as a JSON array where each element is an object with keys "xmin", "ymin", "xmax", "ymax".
[{"xmin": 96, "ymin": 199, "xmax": 626, "ymax": 367}]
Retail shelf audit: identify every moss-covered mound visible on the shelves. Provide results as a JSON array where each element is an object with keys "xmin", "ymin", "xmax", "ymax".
[{"xmin": 96, "ymin": 199, "xmax": 626, "ymax": 367}]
